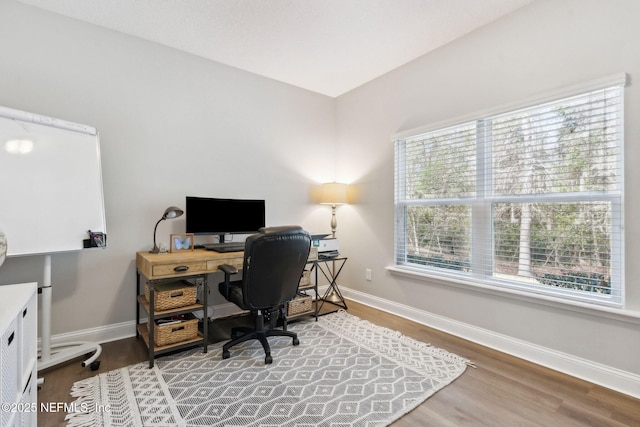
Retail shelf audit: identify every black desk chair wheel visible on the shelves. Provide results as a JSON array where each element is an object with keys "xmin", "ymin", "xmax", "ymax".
[{"xmin": 218, "ymin": 225, "xmax": 311, "ymax": 364}]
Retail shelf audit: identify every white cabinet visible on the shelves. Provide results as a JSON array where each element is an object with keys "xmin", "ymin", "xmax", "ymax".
[{"xmin": 0, "ymin": 283, "xmax": 37, "ymax": 427}]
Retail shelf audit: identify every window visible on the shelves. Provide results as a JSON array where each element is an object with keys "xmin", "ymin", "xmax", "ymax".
[{"xmin": 394, "ymin": 79, "xmax": 624, "ymax": 307}]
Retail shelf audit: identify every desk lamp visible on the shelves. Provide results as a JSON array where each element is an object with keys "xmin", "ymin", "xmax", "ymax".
[
  {"xmin": 150, "ymin": 206, "xmax": 184, "ymax": 253},
  {"xmin": 320, "ymin": 182, "xmax": 348, "ymax": 238}
]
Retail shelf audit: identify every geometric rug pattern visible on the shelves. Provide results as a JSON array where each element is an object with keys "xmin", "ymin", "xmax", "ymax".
[{"xmin": 66, "ymin": 311, "xmax": 469, "ymax": 426}]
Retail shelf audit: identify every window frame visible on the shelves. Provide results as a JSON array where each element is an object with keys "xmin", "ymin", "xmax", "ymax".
[{"xmin": 393, "ymin": 74, "xmax": 626, "ymax": 308}]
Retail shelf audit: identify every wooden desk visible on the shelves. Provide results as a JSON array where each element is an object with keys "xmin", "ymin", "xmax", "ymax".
[
  {"xmin": 135, "ymin": 249, "xmax": 244, "ymax": 367},
  {"xmin": 136, "ymin": 249, "xmax": 244, "ymax": 281}
]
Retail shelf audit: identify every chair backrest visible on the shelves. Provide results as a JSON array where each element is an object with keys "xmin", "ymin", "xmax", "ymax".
[{"xmin": 241, "ymin": 226, "xmax": 311, "ymax": 310}]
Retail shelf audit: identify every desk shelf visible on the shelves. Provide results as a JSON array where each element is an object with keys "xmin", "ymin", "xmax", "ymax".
[
  {"xmin": 135, "ymin": 280, "xmax": 208, "ymax": 368},
  {"xmin": 136, "ymin": 295, "xmax": 204, "ymax": 319},
  {"xmin": 136, "ymin": 322, "xmax": 205, "ymax": 355}
]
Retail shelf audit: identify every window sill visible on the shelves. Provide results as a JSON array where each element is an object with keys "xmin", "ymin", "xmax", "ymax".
[{"xmin": 386, "ymin": 265, "xmax": 640, "ymax": 325}]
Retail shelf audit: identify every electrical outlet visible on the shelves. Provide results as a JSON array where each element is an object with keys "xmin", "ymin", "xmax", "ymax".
[{"xmin": 365, "ymin": 268, "xmax": 372, "ymax": 281}]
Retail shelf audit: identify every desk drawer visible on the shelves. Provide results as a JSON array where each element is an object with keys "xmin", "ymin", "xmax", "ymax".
[
  {"xmin": 152, "ymin": 261, "xmax": 207, "ymax": 278},
  {"xmin": 207, "ymin": 259, "xmax": 243, "ymax": 272}
]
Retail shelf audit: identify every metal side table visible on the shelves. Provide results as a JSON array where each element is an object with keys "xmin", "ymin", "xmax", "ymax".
[{"xmin": 312, "ymin": 255, "xmax": 348, "ymax": 312}]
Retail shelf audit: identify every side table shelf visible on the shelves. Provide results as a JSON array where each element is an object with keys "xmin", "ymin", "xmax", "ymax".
[
  {"xmin": 284, "ymin": 256, "xmax": 348, "ymax": 321},
  {"xmin": 286, "ymin": 263, "xmax": 320, "ymax": 321},
  {"xmin": 313, "ymin": 256, "xmax": 348, "ymax": 313}
]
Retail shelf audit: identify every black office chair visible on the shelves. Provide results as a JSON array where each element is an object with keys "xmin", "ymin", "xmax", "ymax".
[{"xmin": 218, "ymin": 225, "xmax": 311, "ymax": 364}]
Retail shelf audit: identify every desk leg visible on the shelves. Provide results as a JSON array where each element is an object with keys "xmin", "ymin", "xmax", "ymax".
[
  {"xmin": 136, "ymin": 270, "xmax": 140, "ymax": 338},
  {"xmin": 148, "ymin": 283, "xmax": 155, "ymax": 368},
  {"xmin": 202, "ymin": 276, "xmax": 208, "ymax": 353}
]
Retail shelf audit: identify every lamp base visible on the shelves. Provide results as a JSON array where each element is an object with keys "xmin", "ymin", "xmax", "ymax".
[
  {"xmin": 324, "ymin": 288, "xmax": 343, "ymax": 303},
  {"xmin": 330, "ymin": 204, "xmax": 337, "ymax": 238}
]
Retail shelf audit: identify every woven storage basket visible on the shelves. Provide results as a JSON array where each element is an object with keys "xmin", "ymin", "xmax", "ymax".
[
  {"xmin": 154, "ymin": 314, "xmax": 199, "ymax": 347},
  {"xmin": 299, "ymin": 269, "xmax": 311, "ymax": 287},
  {"xmin": 287, "ymin": 294, "xmax": 313, "ymax": 316},
  {"xmin": 145, "ymin": 280, "xmax": 197, "ymax": 311}
]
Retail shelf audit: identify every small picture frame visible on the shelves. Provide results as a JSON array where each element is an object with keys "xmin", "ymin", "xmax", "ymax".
[{"xmin": 170, "ymin": 233, "xmax": 194, "ymax": 253}]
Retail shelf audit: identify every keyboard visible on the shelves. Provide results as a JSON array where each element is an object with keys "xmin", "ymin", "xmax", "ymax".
[{"xmin": 204, "ymin": 243, "xmax": 244, "ymax": 253}]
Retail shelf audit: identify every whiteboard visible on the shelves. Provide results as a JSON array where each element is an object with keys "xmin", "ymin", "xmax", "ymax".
[{"xmin": 0, "ymin": 106, "xmax": 106, "ymax": 256}]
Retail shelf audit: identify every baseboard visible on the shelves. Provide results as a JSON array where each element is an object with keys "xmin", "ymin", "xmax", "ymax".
[
  {"xmin": 40, "ymin": 302, "xmax": 251, "ymax": 349},
  {"xmin": 38, "ymin": 320, "xmax": 135, "ymax": 348},
  {"xmin": 340, "ymin": 286, "xmax": 640, "ymax": 399}
]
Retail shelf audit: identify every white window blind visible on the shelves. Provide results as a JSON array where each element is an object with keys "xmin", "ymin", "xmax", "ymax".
[{"xmin": 395, "ymin": 81, "xmax": 624, "ymax": 307}]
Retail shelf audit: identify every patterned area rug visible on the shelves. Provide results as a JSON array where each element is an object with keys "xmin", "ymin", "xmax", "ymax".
[{"xmin": 66, "ymin": 311, "xmax": 469, "ymax": 426}]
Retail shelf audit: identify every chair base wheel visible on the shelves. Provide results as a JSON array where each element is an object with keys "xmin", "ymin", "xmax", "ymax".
[
  {"xmin": 293, "ymin": 337, "xmax": 300, "ymax": 346},
  {"xmin": 222, "ymin": 350, "xmax": 230, "ymax": 359},
  {"xmin": 265, "ymin": 354, "xmax": 273, "ymax": 364}
]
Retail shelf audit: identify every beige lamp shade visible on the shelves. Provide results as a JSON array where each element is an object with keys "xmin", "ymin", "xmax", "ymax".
[
  {"xmin": 320, "ymin": 182, "xmax": 349, "ymax": 205},
  {"xmin": 320, "ymin": 182, "xmax": 348, "ymax": 238}
]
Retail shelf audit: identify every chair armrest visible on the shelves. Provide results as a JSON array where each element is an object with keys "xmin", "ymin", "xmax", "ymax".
[
  {"xmin": 219, "ymin": 264, "xmax": 239, "ymax": 275},
  {"xmin": 219, "ymin": 264, "xmax": 240, "ymax": 299}
]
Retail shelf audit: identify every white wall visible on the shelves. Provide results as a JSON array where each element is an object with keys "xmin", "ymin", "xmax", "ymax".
[
  {"xmin": 335, "ymin": 0, "xmax": 640, "ymax": 382},
  {"xmin": 0, "ymin": 0, "xmax": 335, "ymax": 335}
]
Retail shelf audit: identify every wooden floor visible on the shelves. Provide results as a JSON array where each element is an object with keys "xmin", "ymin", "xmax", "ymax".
[{"xmin": 38, "ymin": 300, "xmax": 640, "ymax": 426}]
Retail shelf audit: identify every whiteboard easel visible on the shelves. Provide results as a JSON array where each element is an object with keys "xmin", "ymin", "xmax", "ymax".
[
  {"xmin": 0, "ymin": 106, "xmax": 106, "ymax": 374},
  {"xmin": 38, "ymin": 255, "xmax": 101, "ymax": 372}
]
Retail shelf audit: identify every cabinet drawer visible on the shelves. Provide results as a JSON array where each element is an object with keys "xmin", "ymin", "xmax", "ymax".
[{"xmin": 152, "ymin": 261, "xmax": 207, "ymax": 277}]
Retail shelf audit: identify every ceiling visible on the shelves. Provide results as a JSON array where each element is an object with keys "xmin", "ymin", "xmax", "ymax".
[{"xmin": 17, "ymin": 0, "xmax": 532, "ymax": 97}]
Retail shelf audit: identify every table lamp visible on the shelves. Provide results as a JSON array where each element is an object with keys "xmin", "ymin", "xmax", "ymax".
[
  {"xmin": 150, "ymin": 206, "xmax": 184, "ymax": 253},
  {"xmin": 320, "ymin": 182, "xmax": 348, "ymax": 238}
]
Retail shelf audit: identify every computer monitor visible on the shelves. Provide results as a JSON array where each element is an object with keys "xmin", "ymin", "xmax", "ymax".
[{"xmin": 185, "ymin": 196, "xmax": 265, "ymax": 242}]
